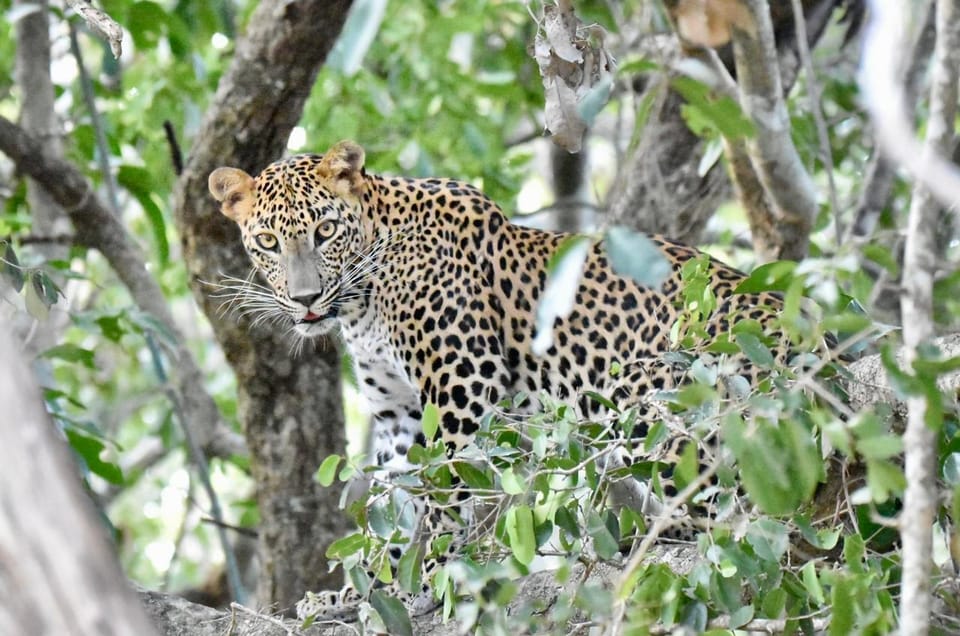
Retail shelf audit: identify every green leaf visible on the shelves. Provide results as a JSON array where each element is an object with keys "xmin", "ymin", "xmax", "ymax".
[
  {"xmin": 746, "ymin": 519, "xmax": 789, "ymax": 562},
  {"xmin": 325, "ymin": 532, "xmax": 367, "ymax": 559},
  {"xmin": 23, "ymin": 275, "xmax": 49, "ymax": 320},
  {"xmin": 1, "ymin": 241, "xmax": 24, "ymax": 292},
  {"xmin": 501, "ymin": 466, "xmax": 525, "ymax": 495},
  {"xmin": 800, "ymin": 561, "xmax": 825, "ymax": 606},
  {"xmin": 866, "ymin": 459, "xmax": 906, "ymax": 503},
  {"xmin": 733, "ymin": 260, "xmax": 797, "ymax": 294},
  {"xmin": 582, "ymin": 390, "xmax": 620, "ymax": 413},
  {"xmin": 117, "ymin": 164, "xmax": 169, "ymax": 264},
  {"xmin": 829, "ymin": 576, "xmax": 856, "ymax": 636},
  {"xmin": 505, "ymin": 504, "xmax": 536, "ymax": 565},
  {"xmin": 452, "ymin": 462, "xmax": 492, "ymax": 490},
  {"xmin": 534, "ymin": 235, "xmax": 592, "ymax": 355},
  {"xmin": 327, "ymin": 0, "xmax": 388, "ymax": 77},
  {"xmin": 604, "ymin": 226, "xmax": 672, "ymax": 290},
  {"xmin": 723, "ymin": 413, "xmax": 821, "ymax": 515},
  {"xmin": 95, "ymin": 314, "xmax": 126, "ymax": 342},
  {"xmin": 735, "ymin": 333, "xmax": 775, "ymax": 368},
  {"xmin": 42, "ymin": 343, "xmax": 96, "ymax": 369},
  {"xmin": 586, "ymin": 509, "xmax": 619, "ymax": 560},
  {"xmin": 397, "ymin": 543, "xmax": 424, "ymax": 595},
  {"xmin": 315, "ymin": 454, "xmax": 342, "ymax": 487},
  {"xmin": 64, "ymin": 428, "xmax": 124, "ymax": 485},
  {"xmin": 370, "ymin": 590, "xmax": 413, "ymax": 636},
  {"xmin": 577, "ymin": 74, "xmax": 613, "ymax": 125},
  {"xmin": 421, "ymin": 403, "xmax": 439, "ymax": 441}
]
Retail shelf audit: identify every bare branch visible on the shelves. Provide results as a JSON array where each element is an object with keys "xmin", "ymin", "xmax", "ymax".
[
  {"xmin": 730, "ymin": 0, "xmax": 819, "ymax": 260},
  {"xmin": 861, "ymin": 0, "xmax": 960, "ymax": 211},
  {"xmin": 897, "ymin": 0, "xmax": 960, "ymax": 633},
  {"xmin": 0, "ymin": 115, "xmax": 245, "ymax": 461}
]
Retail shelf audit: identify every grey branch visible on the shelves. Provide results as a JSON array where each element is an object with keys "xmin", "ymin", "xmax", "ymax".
[
  {"xmin": 730, "ymin": 0, "xmax": 819, "ymax": 260},
  {"xmin": 861, "ymin": 0, "xmax": 960, "ymax": 212},
  {"xmin": 896, "ymin": 0, "xmax": 960, "ymax": 633},
  {"xmin": 0, "ymin": 115, "xmax": 245, "ymax": 460}
]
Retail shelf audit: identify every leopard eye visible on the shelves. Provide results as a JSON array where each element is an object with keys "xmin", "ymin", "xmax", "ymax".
[
  {"xmin": 315, "ymin": 219, "xmax": 337, "ymax": 244},
  {"xmin": 254, "ymin": 232, "xmax": 279, "ymax": 252}
]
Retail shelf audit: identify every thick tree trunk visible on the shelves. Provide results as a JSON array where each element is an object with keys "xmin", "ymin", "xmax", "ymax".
[
  {"xmin": 171, "ymin": 0, "xmax": 354, "ymax": 610},
  {"xmin": 0, "ymin": 327, "xmax": 159, "ymax": 636}
]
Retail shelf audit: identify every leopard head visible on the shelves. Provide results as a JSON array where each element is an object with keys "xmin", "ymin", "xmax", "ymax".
[{"xmin": 209, "ymin": 140, "xmax": 368, "ymax": 337}]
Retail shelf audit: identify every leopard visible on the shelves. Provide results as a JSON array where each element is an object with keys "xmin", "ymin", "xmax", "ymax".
[{"xmin": 208, "ymin": 140, "xmax": 794, "ymax": 621}]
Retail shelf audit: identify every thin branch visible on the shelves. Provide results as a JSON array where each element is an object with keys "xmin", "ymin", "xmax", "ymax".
[
  {"xmin": 790, "ymin": 0, "xmax": 840, "ymax": 244},
  {"xmin": 861, "ymin": 0, "xmax": 960, "ymax": 212},
  {"xmin": 898, "ymin": 0, "xmax": 960, "ymax": 633},
  {"xmin": 0, "ymin": 115, "xmax": 245, "ymax": 461},
  {"xmin": 845, "ymin": 3, "xmax": 936, "ymax": 242}
]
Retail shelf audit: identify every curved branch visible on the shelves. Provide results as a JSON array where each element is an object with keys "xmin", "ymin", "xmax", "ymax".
[
  {"xmin": 730, "ymin": 0, "xmax": 818, "ymax": 260},
  {"xmin": 0, "ymin": 115, "xmax": 245, "ymax": 460}
]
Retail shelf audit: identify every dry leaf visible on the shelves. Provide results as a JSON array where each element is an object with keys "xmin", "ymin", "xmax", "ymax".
[
  {"xmin": 532, "ymin": 4, "xmax": 614, "ymax": 152},
  {"xmin": 674, "ymin": 0, "xmax": 754, "ymax": 48}
]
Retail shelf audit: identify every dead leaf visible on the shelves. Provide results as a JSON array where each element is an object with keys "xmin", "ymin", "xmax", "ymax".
[
  {"xmin": 674, "ymin": 0, "xmax": 754, "ymax": 48},
  {"xmin": 532, "ymin": 4, "xmax": 614, "ymax": 152}
]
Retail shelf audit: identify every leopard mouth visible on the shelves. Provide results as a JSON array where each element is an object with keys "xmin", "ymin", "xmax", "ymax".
[{"xmin": 299, "ymin": 305, "xmax": 339, "ymax": 324}]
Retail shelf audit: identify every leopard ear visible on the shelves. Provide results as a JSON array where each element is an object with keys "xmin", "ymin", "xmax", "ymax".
[
  {"xmin": 209, "ymin": 167, "xmax": 255, "ymax": 222},
  {"xmin": 318, "ymin": 140, "xmax": 366, "ymax": 198}
]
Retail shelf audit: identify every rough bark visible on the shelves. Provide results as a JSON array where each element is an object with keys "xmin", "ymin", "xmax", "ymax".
[
  {"xmin": 0, "ymin": 115, "xmax": 244, "ymax": 461},
  {"xmin": 170, "ymin": 0, "xmax": 354, "ymax": 609},
  {"xmin": 0, "ymin": 327, "xmax": 159, "ymax": 636},
  {"xmin": 897, "ymin": 1, "xmax": 960, "ymax": 633},
  {"xmin": 549, "ymin": 142, "xmax": 590, "ymax": 232}
]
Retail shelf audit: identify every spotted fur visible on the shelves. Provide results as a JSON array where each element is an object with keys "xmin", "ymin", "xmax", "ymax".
[{"xmin": 209, "ymin": 140, "xmax": 787, "ymax": 618}]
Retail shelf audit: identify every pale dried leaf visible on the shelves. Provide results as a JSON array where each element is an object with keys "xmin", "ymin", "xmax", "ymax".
[
  {"xmin": 674, "ymin": 0, "xmax": 754, "ymax": 48},
  {"xmin": 533, "ymin": 4, "xmax": 615, "ymax": 152},
  {"xmin": 543, "ymin": 4, "xmax": 583, "ymax": 64}
]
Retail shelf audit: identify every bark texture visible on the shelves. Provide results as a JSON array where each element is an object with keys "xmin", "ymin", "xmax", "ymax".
[
  {"xmin": 897, "ymin": 1, "xmax": 960, "ymax": 633},
  {"xmin": 170, "ymin": 0, "xmax": 354, "ymax": 609},
  {"xmin": 0, "ymin": 327, "xmax": 159, "ymax": 636}
]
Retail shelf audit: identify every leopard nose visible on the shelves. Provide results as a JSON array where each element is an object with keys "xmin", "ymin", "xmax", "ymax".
[{"xmin": 291, "ymin": 292, "xmax": 323, "ymax": 308}]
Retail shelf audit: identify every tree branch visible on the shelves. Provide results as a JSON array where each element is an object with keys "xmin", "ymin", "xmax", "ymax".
[
  {"xmin": 0, "ymin": 115, "xmax": 245, "ymax": 461},
  {"xmin": 729, "ymin": 0, "xmax": 819, "ymax": 260},
  {"xmin": 861, "ymin": 0, "xmax": 960, "ymax": 211},
  {"xmin": 898, "ymin": 0, "xmax": 960, "ymax": 633}
]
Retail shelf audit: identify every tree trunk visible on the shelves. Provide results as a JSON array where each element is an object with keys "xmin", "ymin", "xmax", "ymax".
[
  {"xmin": 171, "ymin": 0, "xmax": 354, "ymax": 610},
  {"xmin": 0, "ymin": 327, "xmax": 159, "ymax": 636}
]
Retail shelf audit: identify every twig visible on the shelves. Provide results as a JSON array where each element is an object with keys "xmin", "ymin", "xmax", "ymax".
[
  {"xmin": 68, "ymin": 22, "xmax": 120, "ymax": 214},
  {"xmin": 0, "ymin": 116, "xmax": 245, "ymax": 458},
  {"xmin": 897, "ymin": 0, "xmax": 960, "ymax": 633},
  {"xmin": 163, "ymin": 121, "xmax": 184, "ymax": 176},
  {"xmin": 790, "ymin": 0, "xmax": 840, "ymax": 244},
  {"xmin": 606, "ymin": 460, "xmax": 721, "ymax": 635},
  {"xmin": 64, "ymin": 0, "xmax": 123, "ymax": 58}
]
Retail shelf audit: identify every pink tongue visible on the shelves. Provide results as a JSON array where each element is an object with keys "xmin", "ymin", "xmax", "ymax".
[{"xmin": 304, "ymin": 312, "xmax": 320, "ymax": 321}]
